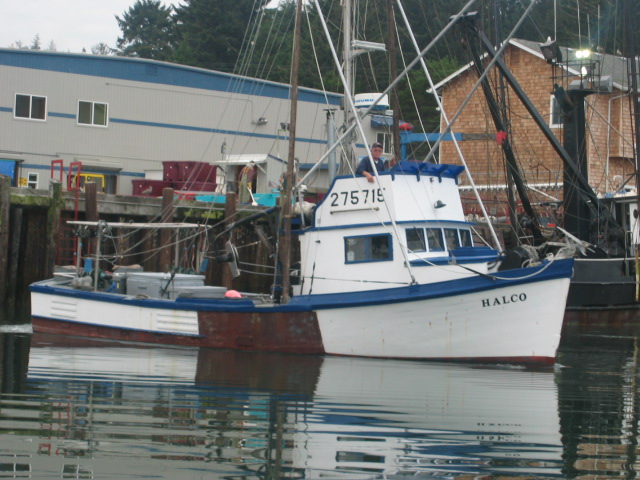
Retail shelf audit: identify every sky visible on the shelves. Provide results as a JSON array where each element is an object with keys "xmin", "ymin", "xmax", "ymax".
[{"xmin": 0, "ymin": 0, "xmax": 280, "ymax": 54}]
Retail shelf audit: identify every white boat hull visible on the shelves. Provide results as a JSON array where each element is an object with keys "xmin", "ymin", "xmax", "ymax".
[{"xmin": 30, "ymin": 258, "xmax": 573, "ymax": 364}]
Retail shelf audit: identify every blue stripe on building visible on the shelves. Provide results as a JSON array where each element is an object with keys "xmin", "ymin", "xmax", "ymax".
[{"xmin": 0, "ymin": 49, "xmax": 341, "ymax": 106}]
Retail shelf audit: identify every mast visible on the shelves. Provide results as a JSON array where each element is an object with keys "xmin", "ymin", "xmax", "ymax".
[
  {"xmin": 387, "ymin": 0, "xmax": 400, "ymax": 160},
  {"xmin": 460, "ymin": 15, "xmax": 545, "ymax": 245},
  {"xmin": 624, "ymin": 0, "xmax": 640, "ymax": 203},
  {"xmin": 279, "ymin": 0, "xmax": 303, "ymax": 304},
  {"xmin": 342, "ymin": 0, "xmax": 354, "ymax": 168},
  {"xmin": 623, "ymin": 0, "xmax": 640, "ymax": 300}
]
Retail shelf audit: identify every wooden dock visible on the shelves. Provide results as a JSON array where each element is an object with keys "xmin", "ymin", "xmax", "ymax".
[{"xmin": 0, "ymin": 175, "xmax": 275, "ymax": 320}]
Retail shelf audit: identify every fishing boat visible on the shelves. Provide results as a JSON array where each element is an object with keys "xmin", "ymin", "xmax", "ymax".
[
  {"xmin": 424, "ymin": 2, "xmax": 640, "ymax": 329},
  {"xmin": 29, "ymin": 0, "xmax": 574, "ymax": 364}
]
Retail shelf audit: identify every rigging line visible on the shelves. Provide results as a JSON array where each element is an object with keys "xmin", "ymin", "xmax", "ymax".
[
  {"xmin": 304, "ymin": 4, "xmax": 343, "ymax": 134},
  {"xmin": 299, "ymin": 0, "xmax": 479, "ymax": 187},
  {"xmin": 412, "ymin": 0, "xmax": 540, "ymax": 251},
  {"xmin": 235, "ymin": 0, "xmax": 271, "ymax": 80},
  {"xmin": 103, "ymin": 225, "xmax": 210, "ymax": 260},
  {"xmin": 395, "ymin": 0, "xmax": 499, "ymax": 249},
  {"xmin": 233, "ymin": 0, "xmax": 266, "ymax": 77},
  {"xmin": 312, "ymin": 0, "xmax": 417, "ymax": 285},
  {"xmin": 298, "ymin": 275, "xmax": 410, "ymax": 286},
  {"xmin": 408, "ymin": 248, "xmax": 559, "ymax": 281},
  {"xmin": 393, "ymin": 18, "xmax": 430, "ymax": 151},
  {"xmin": 254, "ymin": 6, "xmax": 294, "ymax": 84}
]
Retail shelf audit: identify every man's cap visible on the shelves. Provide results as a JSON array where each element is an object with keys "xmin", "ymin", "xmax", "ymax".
[{"xmin": 371, "ymin": 142, "xmax": 383, "ymax": 149}]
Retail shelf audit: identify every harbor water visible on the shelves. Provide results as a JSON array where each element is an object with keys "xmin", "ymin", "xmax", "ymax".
[{"xmin": 0, "ymin": 322, "xmax": 639, "ymax": 479}]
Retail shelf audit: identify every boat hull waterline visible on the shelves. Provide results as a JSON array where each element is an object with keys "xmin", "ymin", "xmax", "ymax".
[{"xmin": 30, "ymin": 257, "xmax": 573, "ymax": 364}]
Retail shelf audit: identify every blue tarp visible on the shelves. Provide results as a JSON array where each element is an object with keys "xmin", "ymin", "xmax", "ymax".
[{"xmin": 0, "ymin": 160, "xmax": 16, "ymax": 179}]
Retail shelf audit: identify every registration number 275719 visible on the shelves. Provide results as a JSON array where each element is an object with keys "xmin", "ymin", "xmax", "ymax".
[{"xmin": 329, "ymin": 188, "xmax": 385, "ymax": 208}]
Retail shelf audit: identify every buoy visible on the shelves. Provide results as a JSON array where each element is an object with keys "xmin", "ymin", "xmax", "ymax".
[{"xmin": 224, "ymin": 290, "xmax": 242, "ymax": 298}]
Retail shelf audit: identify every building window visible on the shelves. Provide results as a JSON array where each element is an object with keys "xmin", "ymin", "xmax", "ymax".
[
  {"xmin": 78, "ymin": 101, "xmax": 108, "ymax": 126},
  {"xmin": 550, "ymin": 95, "xmax": 563, "ymax": 128},
  {"xmin": 27, "ymin": 173, "xmax": 38, "ymax": 189},
  {"xmin": 15, "ymin": 94, "xmax": 46, "ymax": 120},
  {"xmin": 345, "ymin": 234, "xmax": 392, "ymax": 263}
]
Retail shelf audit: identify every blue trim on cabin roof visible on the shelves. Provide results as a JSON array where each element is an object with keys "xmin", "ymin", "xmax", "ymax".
[
  {"xmin": 0, "ymin": 48, "xmax": 342, "ymax": 106},
  {"xmin": 298, "ymin": 219, "xmax": 474, "ymax": 235}
]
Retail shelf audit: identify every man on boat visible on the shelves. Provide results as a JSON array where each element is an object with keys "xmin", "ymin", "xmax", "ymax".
[{"xmin": 356, "ymin": 142, "xmax": 385, "ymax": 183}]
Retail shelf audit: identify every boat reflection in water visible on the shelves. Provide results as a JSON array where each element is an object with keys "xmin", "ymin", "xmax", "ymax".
[{"xmin": 0, "ymin": 333, "xmax": 565, "ymax": 478}]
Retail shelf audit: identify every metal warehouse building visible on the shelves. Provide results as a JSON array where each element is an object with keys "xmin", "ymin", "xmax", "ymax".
[{"xmin": 0, "ymin": 48, "xmax": 350, "ymax": 196}]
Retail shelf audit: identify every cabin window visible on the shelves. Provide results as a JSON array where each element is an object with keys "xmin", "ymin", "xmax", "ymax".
[
  {"xmin": 27, "ymin": 172, "xmax": 38, "ymax": 189},
  {"xmin": 406, "ymin": 228, "xmax": 426, "ymax": 252},
  {"xmin": 550, "ymin": 95, "xmax": 563, "ymax": 128},
  {"xmin": 459, "ymin": 228, "xmax": 473, "ymax": 247},
  {"xmin": 444, "ymin": 228, "xmax": 461, "ymax": 250},
  {"xmin": 425, "ymin": 228, "xmax": 445, "ymax": 251},
  {"xmin": 15, "ymin": 94, "xmax": 46, "ymax": 120},
  {"xmin": 78, "ymin": 101, "xmax": 108, "ymax": 126},
  {"xmin": 345, "ymin": 234, "xmax": 392, "ymax": 263}
]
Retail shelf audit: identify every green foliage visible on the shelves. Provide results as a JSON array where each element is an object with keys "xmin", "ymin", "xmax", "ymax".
[
  {"xmin": 113, "ymin": 0, "xmax": 639, "ymax": 134},
  {"xmin": 172, "ymin": 0, "xmax": 270, "ymax": 71},
  {"xmin": 116, "ymin": 0, "xmax": 176, "ymax": 60}
]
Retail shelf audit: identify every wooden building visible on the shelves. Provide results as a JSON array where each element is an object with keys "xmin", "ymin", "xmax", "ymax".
[{"xmin": 432, "ymin": 38, "xmax": 636, "ymax": 219}]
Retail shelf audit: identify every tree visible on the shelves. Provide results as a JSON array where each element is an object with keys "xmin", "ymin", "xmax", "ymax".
[
  {"xmin": 92, "ymin": 43, "xmax": 114, "ymax": 55},
  {"xmin": 30, "ymin": 34, "xmax": 41, "ymax": 50},
  {"xmin": 172, "ymin": 0, "xmax": 270, "ymax": 71},
  {"xmin": 116, "ymin": 0, "xmax": 176, "ymax": 60}
]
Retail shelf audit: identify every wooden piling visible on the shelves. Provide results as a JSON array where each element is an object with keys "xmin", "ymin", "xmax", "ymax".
[
  {"xmin": 222, "ymin": 192, "xmax": 237, "ymax": 289},
  {"xmin": 159, "ymin": 187, "xmax": 174, "ymax": 272},
  {"xmin": 85, "ymin": 182, "xmax": 98, "ymax": 257},
  {"xmin": 45, "ymin": 181, "xmax": 62, "ymax": 279},
  {"xmin": 7, "ymin": 208, "xmax": 23, "ymax": 313},
  {"xmin": 0, "ymin": 175, "xmax": 10, "ymax": 308}
]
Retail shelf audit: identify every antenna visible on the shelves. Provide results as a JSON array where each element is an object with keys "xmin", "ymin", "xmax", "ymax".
[
  {"xmin": 554, "ymin": 0, "xmax": 557, "ymax": 41},
  {"xmin": 577, "ymin": 0, "xmax": 581, "ymax": 48}
]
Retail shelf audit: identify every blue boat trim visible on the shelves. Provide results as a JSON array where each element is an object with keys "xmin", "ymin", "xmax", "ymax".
[
  {"xmin": 409, "ymin": 253, "xmax": 499, "ymax": 266},
  {"xmin": 31, "ymin": 258, "xmax": 573, "ymax": 314},
  {"xmin": 299, "ymin": 218, "xmax": 475, "ymax": 235},
  {"xmin": 291, "ymin": 258, "xmax": 573, "ymax": 310}
]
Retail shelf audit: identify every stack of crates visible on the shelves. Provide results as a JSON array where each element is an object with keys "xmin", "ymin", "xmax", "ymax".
[{"xmin": 133, "ymin": 161, "xmax": 217, "ymax": 197}]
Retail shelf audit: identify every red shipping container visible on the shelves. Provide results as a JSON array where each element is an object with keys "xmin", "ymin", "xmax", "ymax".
[
  {"xmin": 162, "ymin": 162, "xmax": 180, "ymax": 182},
  {"xmin": 132, "ymin": 179, "xmax": 173, "ymax": 196},
  {"xmin": 193, "ymin": 163, "xmax": 217, "ymax": 183},
  {"xmin": 176, "ymin": 161, "xmax": 197, "ymax": 181},
  {"xmin": 178, "ymin": 161, "xmax": 217, "ymax": 183}
]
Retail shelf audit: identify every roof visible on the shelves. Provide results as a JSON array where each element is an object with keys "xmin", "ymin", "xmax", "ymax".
[
  {"xmin": 431, "ymin": 38, "xmax": 633, "ymax": 93},
  {"xmin": 213, "ymin": 153, "xmax": 284, "ymax": 166},
  {"xmin": 0, "ymin": 48, "xmax": 342, "ymax": 106}
]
